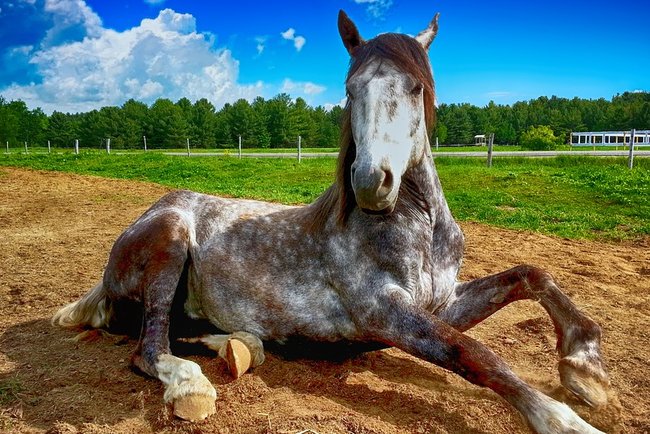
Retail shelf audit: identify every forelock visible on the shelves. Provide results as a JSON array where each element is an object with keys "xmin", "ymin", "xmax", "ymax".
[{"xmin": 346, "ymin": 33, "xmax": 435, "ymax": 131}]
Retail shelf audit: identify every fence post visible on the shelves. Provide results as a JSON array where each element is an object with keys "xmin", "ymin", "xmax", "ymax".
[
  {"xmin": 24, "ymin": 141, "xmax": 28, "ymax": 154},
  {"xmin": 628, "ymin": 129, "xmax": 636, "ymax": 169},
  {"xmin": 435, "ymin": 136, "xmax": 439, "ymax": 151},
  {"xmin": 238, "ymin": 135, "xmax": 242, "ymax": 159},
  {"xmin": 298, "ymin": 135, "xmax": 302, "ymax": 162},
  {"xmin": 5, "ymin": 141, "xmax": 8, "ymax": 154},
  {"xmin": 186, "ymin": 138, "xmax": 190, "ymax": 157},
  {"xmin": 106, "ymin": 138, "xmax": 111, "ymax": 154},
  {"xmin": 486, "ymin": 133, "xmax": 494, "ymax": 167},
  {"xmin": 47, "ymin": 140, "xmax": 51, "ymax": 154},
  {"xmin": 143, "ymin": 135, "xmax": 147, "ymax": 151},
  {"xmin": 74, "ymin": 139, "xmax": 79, "ymax": 154}
]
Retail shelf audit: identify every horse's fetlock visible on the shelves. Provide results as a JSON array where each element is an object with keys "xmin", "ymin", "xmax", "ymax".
[
  {"xmin": 562, "ymin": 319, "xmax": 602, "ymax": 359},
  {"xmin": 131, "ymin": 352, "xmax": 157, "ymax": 378}
]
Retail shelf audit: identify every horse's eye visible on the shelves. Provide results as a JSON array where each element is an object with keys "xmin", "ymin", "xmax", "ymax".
[{"xmin": 411, "ymin": 83, "xmax": 423, "ymax": 96}]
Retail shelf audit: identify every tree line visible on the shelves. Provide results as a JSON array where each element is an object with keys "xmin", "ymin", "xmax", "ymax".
[
  {"xmin": 1, "ymin": 91, "xmax": 648, "ymax": 149},
  {"xmin": 436, "ymin": 92, "xmax": 650, "ymax": 145},
  {"xmin": 0, "ymin": 94, "xmax": 344, "ymax": 150}
]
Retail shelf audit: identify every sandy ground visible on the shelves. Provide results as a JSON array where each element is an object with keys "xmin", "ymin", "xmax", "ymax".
[{"xmin": 0, "ymin": 167, "xmax": 648, "ymax": 434}]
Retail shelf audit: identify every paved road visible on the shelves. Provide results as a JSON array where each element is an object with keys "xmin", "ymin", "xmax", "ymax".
[{"xmin": 165, "ymin": 150, "xmax": 650, "ymax": 158}]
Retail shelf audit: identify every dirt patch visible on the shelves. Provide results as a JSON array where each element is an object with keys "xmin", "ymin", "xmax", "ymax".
[{"xmin": 0, "ymin": 167, "xmax": 648, "ymax": 434}]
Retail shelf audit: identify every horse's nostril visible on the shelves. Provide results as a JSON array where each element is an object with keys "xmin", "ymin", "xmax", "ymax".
[
  {"xmin": 378, "ymin": 170, "xmax": 393, "ymax": 196},
  {"xmin": 382, "ymin": 170, "xmax": 393, "ymax": 189}
]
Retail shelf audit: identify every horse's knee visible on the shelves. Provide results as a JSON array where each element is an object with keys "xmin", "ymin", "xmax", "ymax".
[{"xmin": 514, "ymin": 264, "xmax": 555, "ymax": 293}]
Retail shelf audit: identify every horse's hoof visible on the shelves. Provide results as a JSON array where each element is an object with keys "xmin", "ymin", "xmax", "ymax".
[
  {"xmin": 559, "ymin": 356, "xmax": 609, "ymax": 408},
  {"xmin": 225, "ymin": 338, "xmax": 252, "ymax": 379},
  {"xmin": 173, "ymin": 393, "xmax": 216, "ymax": 422}
]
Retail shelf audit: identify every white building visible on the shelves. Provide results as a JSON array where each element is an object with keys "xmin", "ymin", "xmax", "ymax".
[{"xmin": 571, "ymin": 130, "xmax": 650, "ymax": 146}]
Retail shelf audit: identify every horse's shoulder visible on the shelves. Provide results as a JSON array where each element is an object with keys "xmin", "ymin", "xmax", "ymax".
[{"xmin": 151, "ymin": 189, "xmax": 206, "ymax": 208}]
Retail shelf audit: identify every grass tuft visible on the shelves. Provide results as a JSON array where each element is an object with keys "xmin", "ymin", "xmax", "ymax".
[{"xmin": 0, "ymin": 378, "xmax": 22, "ymax": 406}]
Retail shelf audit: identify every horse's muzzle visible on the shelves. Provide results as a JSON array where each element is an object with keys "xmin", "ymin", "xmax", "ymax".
[{"xmin": 351, "ymin": 162, "xmax": 396, "ymax": 212}]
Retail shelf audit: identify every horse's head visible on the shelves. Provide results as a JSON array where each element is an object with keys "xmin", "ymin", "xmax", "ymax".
[{"xmin": 338, "ymin": 10, "xmax": 438, "ymax": 214}]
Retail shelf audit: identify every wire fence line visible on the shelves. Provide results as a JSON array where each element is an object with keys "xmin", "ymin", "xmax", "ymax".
[{"xmin": 5, "ymin": 142, "xmax": 650, "ymax": 168}]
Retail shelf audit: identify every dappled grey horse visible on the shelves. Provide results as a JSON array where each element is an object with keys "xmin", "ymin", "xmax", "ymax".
[{"xmin": 53, "ymin": 10, "xmax": 611, "ymax": 433}]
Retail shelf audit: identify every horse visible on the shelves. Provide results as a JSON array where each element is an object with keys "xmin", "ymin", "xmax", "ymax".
[{"xmin": 53, "ymin": 10, "xmax": 611, "ymax": 433}]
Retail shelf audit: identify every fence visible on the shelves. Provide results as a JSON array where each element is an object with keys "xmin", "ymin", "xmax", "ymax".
[
  {"xmin": 3, "ymin": 135, "xmax": 308, "ymax": 161},
  {"xmin": 4, "ymin": 133, "xmax": 650, "ymax": 168}
]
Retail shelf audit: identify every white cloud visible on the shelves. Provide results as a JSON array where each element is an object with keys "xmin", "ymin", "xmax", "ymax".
[
  {"xmin": 280, "ymin": 27, "xmax": 306, "ymax": 52},
  {"xmin": 42, "ymin": 0, "xmax": 103, "ymax": 46},
  {"xmin": 281, "ymin": 28, "xmax": 295, "ymax": 40},
  {"xmin": 1, "ymin": 6, "xmax": 264, "ymax": 113},
  {"xmin": 293, "ymin": 36, "xmax": 306, "ymax": 51},
  {"xmin": 354, "ymin": 0, "xmax": 393, "ymax": 19},
  {"xmin": 281, "ymin": 79, "xmax": 325, "ymax": 96},
  {"xmin": 255, "ymin": 36, "xmax": 267, "ymax": 55},
  {"xmin": 324, "ymin": 97, "xmax": 348, "ymax": 111},
  {"xmin": 485, "ymin": 91, "xmax": 513, "ymax": 98},
  {"xmin": 11, "ymin": 45, "xmax": 34, "ymax": 56},
  {"xmin": 303, "ymin": 81, "xmax": 326, "ymax": 95},
  {"xmin": 144, "ymin": 0, "xmax": 166, "ymax": 4}
]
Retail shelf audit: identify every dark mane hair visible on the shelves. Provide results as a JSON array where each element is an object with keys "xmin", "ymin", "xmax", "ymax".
[{"xmin": 306, "ymin": 33, "xmax": 436, "ymax": 232}]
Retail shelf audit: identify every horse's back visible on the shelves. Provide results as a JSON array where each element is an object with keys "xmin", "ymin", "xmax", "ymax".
[
  {"xmin": 131, "ymin": 189, "xmax": 295, "ymax": 240},
  {"xmin": 102, "ymin": 190, "xmax": 291, "ymax": 301}
]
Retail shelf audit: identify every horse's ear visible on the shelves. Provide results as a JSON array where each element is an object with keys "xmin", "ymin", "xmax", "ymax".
[
  {"xmin": 338, "ymin": 10, "xmax": 364, "ymax": 55},
  {"xmin": 415, "ymin": 12, "xmax": 440, "ymax": 51}
]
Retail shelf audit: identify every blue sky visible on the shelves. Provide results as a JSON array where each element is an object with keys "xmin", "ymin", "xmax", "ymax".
[{"xmin": 0, "ymin": 0, "xmax": 648, "ymax": 114}]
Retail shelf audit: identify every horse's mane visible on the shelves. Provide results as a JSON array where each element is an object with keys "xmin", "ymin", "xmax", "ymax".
[{"xmin": 306, "ymin": 33, "xmax": 436, "ymax": 232}]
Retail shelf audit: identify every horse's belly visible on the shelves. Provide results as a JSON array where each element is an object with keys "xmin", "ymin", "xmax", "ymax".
[{"xmin": 188, "ymin": 266, "xmax": 358, "ymax": 342}]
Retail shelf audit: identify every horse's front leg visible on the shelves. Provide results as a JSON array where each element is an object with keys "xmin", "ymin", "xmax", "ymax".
[
  {"xmin": 361, "ymin": 290, "xmax": 604, "ymax": 434},
  {"xmin": 436, "ymin": 265, "xmax": 609, "ymax": 408}
]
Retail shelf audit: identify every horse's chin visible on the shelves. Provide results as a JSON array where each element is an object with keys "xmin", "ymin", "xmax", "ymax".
[{"xmin": 359, "ymin": 203, "xmax": 395, "ymax": 216}]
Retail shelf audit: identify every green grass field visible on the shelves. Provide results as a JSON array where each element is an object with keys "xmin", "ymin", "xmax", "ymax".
[{"xmin": 1, "ymin": 151, "xmax": 648, "ymax": 241}]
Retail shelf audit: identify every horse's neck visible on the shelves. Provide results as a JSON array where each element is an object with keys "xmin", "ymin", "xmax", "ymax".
[{"xmin": 396, "ymin": 153, "xmax": 440, "ymax": 222}]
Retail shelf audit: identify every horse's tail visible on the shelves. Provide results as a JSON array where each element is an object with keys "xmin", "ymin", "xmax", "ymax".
[{"xmin": 52, "ymin": 281, "xmax": 111, "ymax": 329}]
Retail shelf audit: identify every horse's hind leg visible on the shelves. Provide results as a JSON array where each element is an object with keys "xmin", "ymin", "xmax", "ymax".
[
  {"xmin": 436, "ymin": 265, "xmax": 609, "ymax": 408},
  {"xmin": 104, "ymin": 212, "xmax": 216, "ymax": 421}
]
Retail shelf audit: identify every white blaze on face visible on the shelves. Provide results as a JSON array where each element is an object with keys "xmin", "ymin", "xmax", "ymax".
[{"xmin": 348, "ymin": 58, "xmax": 429, "ymax": 208}]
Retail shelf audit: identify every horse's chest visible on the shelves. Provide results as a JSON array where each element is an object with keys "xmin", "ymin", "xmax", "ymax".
[
  {"xmin": 330, "ymin": 220, "xmax": 436, "ymax": 307},
  {"xmin": 362, "ymin": 214, "xmax": 464, "ymax": 311}
]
